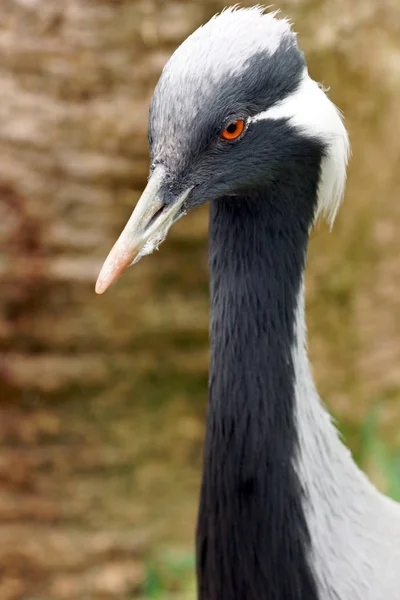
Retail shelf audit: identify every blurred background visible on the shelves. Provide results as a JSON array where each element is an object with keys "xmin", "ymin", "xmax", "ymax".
[{"xmin": 0, "ymin": 0, "xmax": 399, "ymax": 598}]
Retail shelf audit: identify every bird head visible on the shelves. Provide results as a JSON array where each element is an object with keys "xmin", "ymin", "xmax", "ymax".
[{"xmin": 96, "ymin": 6, "xmax": 349, "ymax": 294}]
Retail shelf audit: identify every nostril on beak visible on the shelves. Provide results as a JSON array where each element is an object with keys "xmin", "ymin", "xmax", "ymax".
[{"xmin": 146, "ymin": 205, "xmax": 166, "ymax": 230}]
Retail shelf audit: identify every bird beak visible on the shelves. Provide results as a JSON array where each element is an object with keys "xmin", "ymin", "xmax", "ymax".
[{"xmin": 95, "ymin": 167, "xmax": 191, "ymax": 294}]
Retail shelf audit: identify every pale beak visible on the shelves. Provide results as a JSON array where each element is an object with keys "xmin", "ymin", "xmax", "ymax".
[{"xmin": 95, "ymin": 167, "xmax": 191, "ymax": 294}]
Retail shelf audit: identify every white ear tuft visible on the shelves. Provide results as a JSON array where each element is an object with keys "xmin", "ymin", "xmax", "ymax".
[
  {"xmin": 249, "ymin": 70, "xmax": 350, "ymax": 226},
  {"xmin": 314, "ymin": 103, "xmax": 351, "ymax": 227}
]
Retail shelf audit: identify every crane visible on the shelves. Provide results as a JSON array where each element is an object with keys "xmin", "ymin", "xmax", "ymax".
[{"xmin": 95, "ymin": 7, "xmax": 400, "ymax": 599}]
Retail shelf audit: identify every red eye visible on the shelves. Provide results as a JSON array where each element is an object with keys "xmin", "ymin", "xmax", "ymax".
[{"xmin": 221, "ymin": 119, "xmax": 245, "ymax": 141}]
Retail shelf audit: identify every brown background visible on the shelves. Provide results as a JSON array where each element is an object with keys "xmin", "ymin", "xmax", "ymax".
[{"xmin": 0, "ymin": 1, "xmax": 399, "ymax": 598}]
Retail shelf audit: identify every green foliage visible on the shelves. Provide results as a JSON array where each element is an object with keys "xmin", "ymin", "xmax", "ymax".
[
  {"xmin": 359, "ymin": 406, "xmax": 400, "ymax": 501},
  {"xmin": 141, "ymin": 551, "xmax": 196, "ymax": 599}
]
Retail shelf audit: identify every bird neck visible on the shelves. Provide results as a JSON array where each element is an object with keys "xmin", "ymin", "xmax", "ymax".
[
  {"xmin": 291, "ymin": 288, "xmax": 398, "ymax": 599},
  {"xmin": 197, "ymin": 187, "xmax": 396, "ymax": 600},
  {"xmin": 196, "ymin": 187, "xmax": 320, "ymax": 600}
]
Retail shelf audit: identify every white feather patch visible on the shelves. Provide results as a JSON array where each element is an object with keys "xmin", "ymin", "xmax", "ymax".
[
  {"xmin": 163, "ymin": 6, "xmax": 295, "ymax": 83},
  {"xmin": 249, "ymin": 69, "xmax": 350, "ymax": 226}
]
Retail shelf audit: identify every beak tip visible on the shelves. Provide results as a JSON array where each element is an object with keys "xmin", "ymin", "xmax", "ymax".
[
  {"xmin": 95, "ymin": 246, "xmax": 137, "ymax": 296},
  {"xmin": 95, "ymin": 280, "xmax": 106, "ymax": 295},
  {"xmin": 95, "ymin": 271, "xmax": 110, "ymax": 294}
]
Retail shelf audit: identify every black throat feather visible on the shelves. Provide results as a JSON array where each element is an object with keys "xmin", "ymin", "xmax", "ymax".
[{"xmin": 196, "ymin": 162, "xmax": 323, "ymax": 599}]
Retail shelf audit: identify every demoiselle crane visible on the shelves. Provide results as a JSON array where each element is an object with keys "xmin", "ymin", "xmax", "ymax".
[{"xmin": 95, "ymin": 7, "xmax": 400, "ymax": 599}]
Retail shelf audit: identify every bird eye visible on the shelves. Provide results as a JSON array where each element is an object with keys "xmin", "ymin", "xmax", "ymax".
[{"xmin": 221, "ymin": 119, "xmax": 245, "ymax": 141}]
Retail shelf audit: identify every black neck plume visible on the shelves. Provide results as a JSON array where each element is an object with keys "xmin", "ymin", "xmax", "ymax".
[{"xmin": 196, "ymin": 177, "xmax": 321, "ymax": 600}]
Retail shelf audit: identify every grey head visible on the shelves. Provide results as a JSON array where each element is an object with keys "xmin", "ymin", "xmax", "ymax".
[
  {"xmin": 149, "ymin": 8, "xmax": 303, "ymax": 189},
  {"xmin": 96, "ymin": 6, "xmax": 349, "ymax": 294}
]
